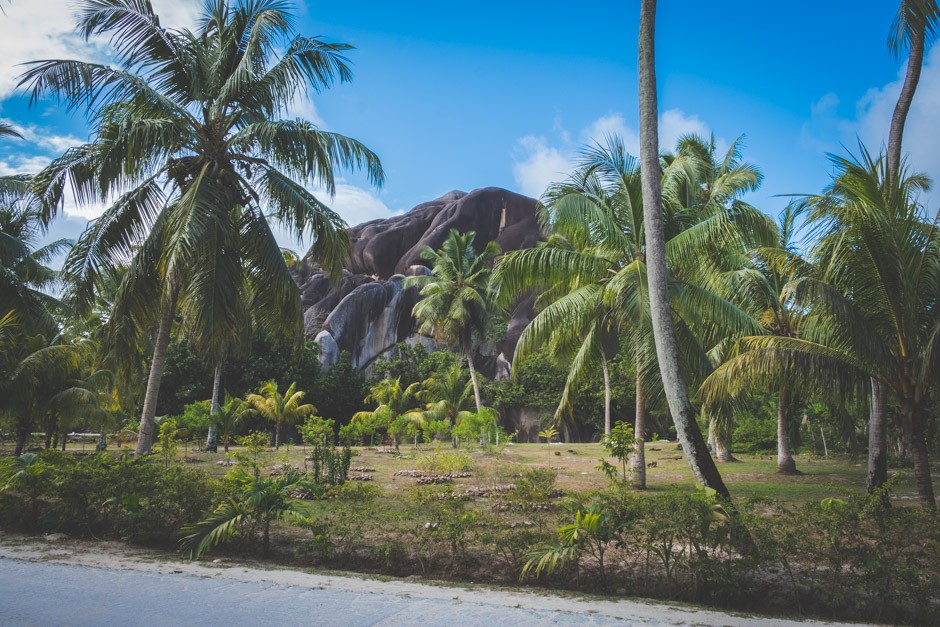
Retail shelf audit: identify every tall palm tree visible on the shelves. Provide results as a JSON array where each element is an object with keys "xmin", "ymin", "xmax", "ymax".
[
  {"xmin": 405, "ymin": 229, "xmax": 500, "ymax": 412},
  {"xmin": 246, "ymin": 380, "xmax": 315, "ymax": 449},
  {"xmin": 20, "ymin": 0, "xmax": 384, "ymax": 455},
  {"xmin": 638, "ymin": 0, "xmax": 729, "ymax": 497},
  {"xmin": 712, "ymin": 203, "xmax": 815, "ymax": 474},
  {"xmin": 701, "ymin": 149, "xmax": 940, "ymax": 507},
  {"xmin": 887, "ymin": 0, "xmax": 940, "ymax": 184}
]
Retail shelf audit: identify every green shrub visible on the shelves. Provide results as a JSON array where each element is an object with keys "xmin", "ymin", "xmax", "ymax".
[{"xmin": 418, "ymin": 451, "xmax": 474, "ymax": 475}]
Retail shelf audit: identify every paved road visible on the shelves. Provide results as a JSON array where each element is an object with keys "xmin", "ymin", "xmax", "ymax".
[{"xmin": 0, "ymin": 551, "xmax": 853, "ymax": 627}]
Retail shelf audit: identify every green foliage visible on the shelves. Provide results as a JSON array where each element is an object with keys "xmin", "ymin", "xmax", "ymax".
[
  {"xmin": 180, "ymin": 467, "xmax": 305, "ymax": 558},
  {"xmin": 388, "ymin": 414, "xmax": 421, "ymax": 447},
  {"xmin": 174, "ymin": 401, "xmax": 212, "ymax": 440},
  {"xmin": 299, "ymin": 414, "xmax": 336, "ymax": 446},
  {"xmin": 417, "ymin": 451, "xmax": 474, "ymax": 475},
  {"xmin": 452, "ymin": 408, "xmax": 507, "ymax": 447},
  {"xmin": 307, "ymin": 441, "xmax": 351, "ymax": 486},
  {"xmin": 521, "ymin": 506, "xmax": 618, "ymax": 586},
  {"xmin": 600, "ymin": 421, "xmax": 636, "ymax": 484},
  {"xmin": 157, "ymin": 418, "xmax": 183, "ymax": 470},
  {"xmin": 423, "ymin": 419, "xmax": 451, "ymax": 443},
  {"xmin": 371, "ymin": 343, "xmax": 459, "ymax": 389},
  {"xmin": 315, "ymin": 352, "xmax": 368, "ymax": 425},
  {"xmin": 489, "ymin": 351, "xmax": 568, "ymax": 410}
]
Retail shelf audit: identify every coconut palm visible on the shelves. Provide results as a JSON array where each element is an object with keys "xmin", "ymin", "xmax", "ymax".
[
  {"xmin": 0, "ymin": 333, "xmax": 85, "ymax": 455},
  {"xmin": 246, "ymin": 380, "xmax": 315, "ymax": 449},
  {"xmin": 701, "ymin": 149, "xmax": 940, "ymax": 507},
  {"xmin": 405, "ymin": 229, "xmax": 500, "ymax": 412},
  {"xmin": 215, "ymin": 393, "xmax": 255, "ymax": 453},
  {"xmin": 887, "ymin": 0, "xmax": 940, "ymax": 184},
  {"xmin": 638, "ymin": 0, "xmax": 729, "ymax": 497},
  {"xmin": 0, "ymin": 185, "xmax": 70, "ymax": 333},
  {"xmin": 493, "ymin": 133, "xmax": 768, "ymax": 487},
  {"xmin": 710, "ymin": 203, "xmax": 816, "ymax": 474},
  {"xmin": 351, "ymin": 377, "xmax": 422, "ymax": 448},
  {"xmin": 20, "ymin": 0, "xmax": 384, "ymax": 455}
]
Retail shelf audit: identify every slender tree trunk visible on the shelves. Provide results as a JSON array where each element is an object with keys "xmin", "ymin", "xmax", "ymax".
[
  {"xmin": 777, "ymin": 385, "xmax": 798, "ymax": 474},
  {"xmin": 205, "ymin": 364, "xmax": 222, "ymax": 453},
  {"xmin": 466, "ymin": 354, "xmax": 483, "ymax": 412},
  {"xmin": 275, "ymin": 421, "xmax": 282, "ymax": 450},
  {"xmin": 602, "ymin": 356, "xmax": 612, "ymax": 436},
  {"xmin": 136, "ymin": 293, "xmax": 176, "ymax": 456},
  {"xmin": 867, "ymin": 378, "xmax": 889, "ymax": 493},
  {"xmin": 632, "ymin": 370, "xmax": 647, "ymax": 489},
  {"xmin": 638, "ymin": 0, "xmax": 729, "ymax": 497},
  {"xmin": 887, "ymin": 20, "xmax": 925, "ymax": 186},
  {"xmin": 909, "ymin": 407, "xmax": 936, "ymax": 508},
  {"xmin": 45, "ymin": 429, "xmax": 53, "ymax": 450},
  {"xmin": 98, "ymin": 432, "xmax": 107, "ymax": 451},
  {"xmin": 14, "ymin": 416, "xmax": 29, "ymax": 456},
  {"xmin": 61, "ymin": 433, "xmax": 67, "ymax": 452}
]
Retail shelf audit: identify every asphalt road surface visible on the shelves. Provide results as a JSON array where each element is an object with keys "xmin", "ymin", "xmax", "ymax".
[{"xmin": 0, "ymin": 551, "xmax": 854, "ymax": 626}]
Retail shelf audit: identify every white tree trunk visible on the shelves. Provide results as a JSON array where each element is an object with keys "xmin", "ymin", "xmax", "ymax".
[{"xmin": 135, "ymin": 294, "xmax": 175, "ymax": 456}]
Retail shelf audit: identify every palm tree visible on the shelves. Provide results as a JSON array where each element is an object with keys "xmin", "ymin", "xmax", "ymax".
[
  {"xmin": 638, "ymin": 0, "xmax": 729, "ymax": 497},
  {"xmin": 20, "ymin": 0, "xmax": 384, "ymax": 455},
  {"xmin": 0, "ymin": 185, "xmax": 70, "ymax": 332},
  {"xmin": 712, "ymin": 203, "xmax": 815, "ymax": 474},
  {"xmin": 180, "ymin": 466, "xmax": 304, "ymax": 558},
  {"xmin": 701, "ymin": 149, "xmax": 940, "ymax": 507},
  {"xmin": 351, "ymin": 377, "xmax": 422, "ymax": 448},
  {"xmin": 216, "ymin": 394, "xmax": 255, "ymax": 453},
  {"xmin": 0, "ymin": 333, "xmax": 85, "ymax": 455},
  {"xmin": 405, "ymin": 229, "xmax": 500, "ymax": 412},
  {"xmin": 415, "ymin": 364, "xmax": 476, "ymax": 445},
  {"xmin": 246, "ymin": 380, "xmax": 315, "ymax": 449},
  {"xmin": 887, "ymin": 0, "xmax": 940, "ymax": 184}
]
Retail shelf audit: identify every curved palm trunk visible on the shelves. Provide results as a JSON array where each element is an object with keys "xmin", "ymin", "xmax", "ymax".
[
  {"xmin": 777, "ymin": 385, "xmax": 797, "ymax": 474},
  {"xmin": 602, "ymin": 357, "xmax": 612, "ymax": 436},
  {"xmin": 466, "ymin": 354, "xmax": 483, "ymax": 412},
  {"xmin": 887, "ymin": 20, "xmax": 925, "ymax": 186},
  {"xmin": 14, "ymin": 415, "xmax": 30, "ymax": 456},
  {"xmin": 632, "ymin": 370, "xmax": 647, "ymax": 489},
  {"xmin": 136, "ymin": 293, "xmax": 176, "ymax": 456},
  {"xmin": 205, "ymin": 364, "xmax": 222, "ymax": 453},
  {"xmin": 638, "ymin": 0, "xmax": 729, "ymax": 498},
  {"xmin": 867, "ymin": 378, "xmax": 888, "ymax": 493},
  {"xmin": 909, "ymin": 408, "xmax": 936, "ymax": 508}
]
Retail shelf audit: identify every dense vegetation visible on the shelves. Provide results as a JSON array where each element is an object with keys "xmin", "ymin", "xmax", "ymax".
[{"xmin": 2, "ymin": 0, "xmax": 940, "ymax": 623}]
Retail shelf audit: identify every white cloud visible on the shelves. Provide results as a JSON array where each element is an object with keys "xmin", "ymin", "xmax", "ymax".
[
  {"xmin": 512, "ymin": 110, "xmax": 723, "ymax": 199},
  {"xmin": 0, "ymin": 0, "xmax": 198, "ymax": 100},
  {"xmin": 511, "ymin": 135, "xmax": 573, "ymax": 199}
]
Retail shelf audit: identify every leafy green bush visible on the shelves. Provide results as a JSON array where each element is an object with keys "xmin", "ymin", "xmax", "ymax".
[{"xmin": 418, "ymin": 451, "xmax": 474, "ymax": 475}]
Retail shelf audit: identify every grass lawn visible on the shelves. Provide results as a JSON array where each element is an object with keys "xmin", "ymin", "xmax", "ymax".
[{"xmin": 5, "ymin": 437, "xmax": 916, "ymax": 506}]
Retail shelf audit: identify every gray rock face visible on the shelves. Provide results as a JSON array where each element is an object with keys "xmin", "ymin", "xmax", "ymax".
[{"xmin": 296, "ymin": 187, "xmax": 542, "ymax": 373}]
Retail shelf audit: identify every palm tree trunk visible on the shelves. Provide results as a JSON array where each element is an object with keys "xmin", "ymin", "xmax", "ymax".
[
  {"xmin": 777, "ymin": 385, "xmax": 797, "ymax": 474},
  {"xmin": 136, "ymin": 293, "xmax": 176, "ymax": 456},
  {"xmin": 602, "ymin": 356, "xmax": 612, "ymax": 436},
  {"xmin": 98, "ymin": 432, "xmax": 107, "ymax": 451},
  {"xmin": 275, "ymin": 421, "xmax": 282, "ymax": 450},
  {"xmin": 909, "ymin": 407, "xmax": 936, "ymax": 508},
  {"xmin": 205, "ymin": 364, "xmax": 222, "ymax": 453},
  {"xmin": 14, "ymin": 415, "xmax": 30, "ymax": 456},
  {"xmin": 466, "ymin": 354, "xmax": 483, "ymax": 412},
  {"xmin": 867, "ymin": 378, "xmax": 888, "ymax": 493},
  {"xmin": 638, "ymin": 0, "xmax": 729, "ymax": 498},
  {"xmin": 632, "ymin": 369, "xmax": 647, "ymax": 489},
  {"xmin": 887, "ymin": 19, "xmax": 925, "ymax": 186}
]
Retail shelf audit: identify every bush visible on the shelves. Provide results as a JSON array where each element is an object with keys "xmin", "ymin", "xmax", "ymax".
[{"xmin": 418, "ymin": 451, "xmax": 474, "ymax": 475}]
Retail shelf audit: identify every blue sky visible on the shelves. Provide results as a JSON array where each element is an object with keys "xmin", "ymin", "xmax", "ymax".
[{"xmin": 0, "ymin": 0, "xmax": 935, "ymax": 254}]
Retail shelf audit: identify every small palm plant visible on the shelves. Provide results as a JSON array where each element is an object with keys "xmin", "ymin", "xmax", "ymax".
[
  {"xmin": 216, "ymin": 395, "xmax": 256, "ymax": 453},
  {"xmin": 521, "ymin": 506, "xmax": 616, "ymax": 587},
  {"xmin": 246, "ymin": 381, "xmax": 315, "ymax": 449},
  {"xmin": 538, "ymin": 426, "xmax": 558, "ymax": 461},
  {"xmin": 1, "ymin": 453, "xmax": 49, "ymax": 528},
  {"xmin": 180, "ymin": 467, "xmax": 304, "ymax": 559}
]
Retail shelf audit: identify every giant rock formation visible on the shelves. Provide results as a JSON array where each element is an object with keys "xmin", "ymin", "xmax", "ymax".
[{"xmin": 294, "ymin": 187, "xmax": 543, "ymax": 374}]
